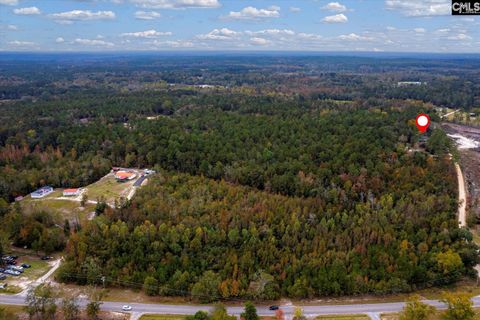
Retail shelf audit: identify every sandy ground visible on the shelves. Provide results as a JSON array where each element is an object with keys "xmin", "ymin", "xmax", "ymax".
[
  {"xmin": 448, "ymin": 134, "xmax": 480, "ymax": 149},
  {"xmin": 444, "ymin": 123, "xmax": 480, "ymax": 279},
  {"xmin": 444, "ymin": 123, "xmax": 480, "ymax": 221},
  {"xmin": 455, "ymin": 163, "xmax": 467, "ymax": 227}
]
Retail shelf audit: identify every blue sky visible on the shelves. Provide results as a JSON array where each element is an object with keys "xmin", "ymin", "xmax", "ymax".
[{"xmin": 0, "ymin": 0, "xmax": 478, "ymax": 52}]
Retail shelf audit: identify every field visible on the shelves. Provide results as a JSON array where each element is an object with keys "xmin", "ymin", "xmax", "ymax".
[
  {"xmin": 86, "ymin": 172, "xmax": 138, "ymax": 204},
  {"xmin": 20, "ymin": 194, "xmax": 95, "ymax": 223},
  {"xmin": 0, "ymin": 304, "xmax": 130, "ymax": 319},
  {"xmin": 0, "ymin": 284, "xmax": 22, "ymax": 294},
  {"xmin": 381, "ymin": 308, "xmax": 480, "ymax": 319},
  {"xmin": 18, "ymin": 258, "xmax": 51, "ymax": 281}
]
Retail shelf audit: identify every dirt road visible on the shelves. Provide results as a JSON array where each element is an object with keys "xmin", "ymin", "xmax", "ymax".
[
  {"xmin": 14, "ymin": 258, "xmax": 62, "ymax": 297},
  {"xmin": 455, "ymin": 163, "xmax": 467, "ymax": 227}
]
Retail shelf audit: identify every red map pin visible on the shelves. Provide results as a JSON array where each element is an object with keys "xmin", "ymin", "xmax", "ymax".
[{"xmin": 416, "ymin": 113, "xmax": 430, "ymax": 133}]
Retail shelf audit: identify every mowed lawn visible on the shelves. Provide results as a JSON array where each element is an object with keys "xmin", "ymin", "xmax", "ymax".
[
  {"xmin": 18, "ymin": 258, "xmax": 51, "ymax": 280},
  {"xmin": 20, "ymin": 197, "xmax": 94, "ymax": 223},
  {"xmin": 86, "ymin": 173, "xmax": 135, "ymax": 204}
]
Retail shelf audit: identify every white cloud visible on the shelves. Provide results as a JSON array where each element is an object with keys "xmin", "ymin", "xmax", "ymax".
[
  {"xmin": 297, "ymin": 32, "xmax": 322, "ymax": 40},
  {"xmin": 250, "ymin": 37, "xmax": 270, "ymax": 45},
  {"xmin": 386, "ymin": 26, "xmax": 396, "ymax": 31},
  {"xmin": 121, "ymin": 29, "xmax": 172, "ymax": 38},
  {"xmin": 414, "ymin": 27, "xmax": 426, "ymax": 33},
  {"xmin": 13, "ymin": 7, "xmax": 41, "ymax": 15},
  {"xmin": 289, "ymin": 7, "xmax": 300, "ymax": 13},
  {"xmin": 447, "ymin": 33, "xmax": 472, "ymax": 40},
  {"xmin": 224, "ymin": 6, "xmax": 280, "ymax": 20},
  {"xmin": 322, "ymin": 2, "xmax": 347, "ymax": 12},
  {"xmin": 50, "ymin": 10, "xmax": 116, "ymax": 23},
  {"xmin": 164, "ymin": 40, "xmax": 194, "ymax": 48},
  {"xmin": 6, "ymin": 24, "xmax": 18, "ymax": 30},
  {"xmin": 9, "ymin": 40, "xmax": 35, "ymax": 46},
  {"xmin": 145, "ymin": 39, "xmax": 195, "ymax": 48},
  {"xmin": 244, "ymin": 29, "xmax": 321, "ymax": 43},
  {"xmin": 55, "ymin": 37, "xmax": 65, "ymax": 43},
  {"xmin": 197, "ymin": 28, "xmax": 239, "ymax": 40},
  {"xmin": 73, "ymin": 38, "xmax": 115, "ymax": 46},
  {"xmin": 436, "ymin": 28, "xmax": 450, "ymax": 33},
  {"xmin": 339, "ymin": 33, "xmax": 373, "ymax": 41},
  {"xmin": 0, "ymin": 0, "xmax": 18, "ymax": 5},
  {"xmin": 246, "ymin": 29, "xmax": 295, "ymax": 36},
  {"xmin": 130, "ymin": 0, "xmax": 220, "ymax": 9},
  {"xmin": 385, "ymin": 0, "xmax": 450, "ymax": 17},
  {"xmin": 322, "ymin": 13, "xmax": 348, "ymax": 23},
  {"xmin": 134, "ymin": 10, "xmax": 161, "ymax": 19}
]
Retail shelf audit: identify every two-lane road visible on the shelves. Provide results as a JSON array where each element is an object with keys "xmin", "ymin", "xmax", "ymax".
[{"xmin": 3, "ymin": 292, "xmax": 480, "ymax": 317}]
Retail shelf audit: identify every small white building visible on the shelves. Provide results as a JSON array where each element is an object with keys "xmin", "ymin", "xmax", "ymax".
[
  {"xmin": 63, "ymin": 188, "xmax": 80, "ymax": 196},
  {"xmin": 143, "ymin": 169, "xmax": 156, "ymax": 175},
  {"xmin": 31, "ymin": 186, "xmax": 54, "ymax": 199}
]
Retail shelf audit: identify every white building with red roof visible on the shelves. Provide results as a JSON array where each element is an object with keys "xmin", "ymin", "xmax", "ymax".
[{"xmin": 63, "ymin": 188, "xmax": 80, "ymax": 196}]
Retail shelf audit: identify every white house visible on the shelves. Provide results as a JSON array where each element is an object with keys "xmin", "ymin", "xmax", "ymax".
[{"xmin": 31, "ymin": 186, "xmax": 54, "ymax": 199}]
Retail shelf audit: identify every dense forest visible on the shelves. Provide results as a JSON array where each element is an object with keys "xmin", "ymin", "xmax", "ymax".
[{"xmin": 0, "ymin": 54, "xmax": 478, "ymax": 300}]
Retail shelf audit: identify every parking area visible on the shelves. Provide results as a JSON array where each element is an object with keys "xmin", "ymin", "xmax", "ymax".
[{"xmin": 0, "ymin": 253, "xmax": 54, "ymax": 294}]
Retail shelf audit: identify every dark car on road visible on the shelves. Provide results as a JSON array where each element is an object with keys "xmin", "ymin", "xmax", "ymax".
[
  {"xmin": 41, "ymin": 256, "xmax": 51, "ymax": 260},
  {"xmin": 21, "ymin": 263, "xmax": 31, "ymax": 268},
  {"xmin": 269, "ymin": 306, "xmax": 279, "ymax": 311}
]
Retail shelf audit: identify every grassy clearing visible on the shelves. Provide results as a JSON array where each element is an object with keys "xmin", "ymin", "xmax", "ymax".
[
  {"xmin": 297, "ymin": 278, "xmax": 480, "ymax": 307},
  {"xmin": 102, "ymin": 287, "xmax": 199, "ymax": 305},
  {"xmin": 0, "ymin": 284, "xmax": 22, "ymax": 294},
  {"xmin": 0, "ymin": 304, "xmax": 24, "ymax": 318},
  {"xmin": 86, "ymin": 173, "xmax": 135, "ymax": 204},
  {"xmin": 20, "ymin": 197, "xmax": 93, "ymax": 223},
  {"xmin": 140, "ymin": 315, "xmax": 186, "ymax": 320},
  {"xmin": 19, "ymin": 258, "xmax": 51, "ymax": 280},
  {"xmin": 381, "ymin": 308, "xmax": 480, "ymax": 319}
]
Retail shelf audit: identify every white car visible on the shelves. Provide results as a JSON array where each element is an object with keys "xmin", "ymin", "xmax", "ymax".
[
  {"xmin": 4, "ymin": 269, "xmax": 20, "ymax": 276},
  {"xmin": 122, "ymin": 305, "xmax": 132, "ymax": 311}
]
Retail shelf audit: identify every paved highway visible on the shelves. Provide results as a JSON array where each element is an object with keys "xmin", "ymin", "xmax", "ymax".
[{"xmin": 3, "ymin": 292, "xmax": 480, "ymax": 317}]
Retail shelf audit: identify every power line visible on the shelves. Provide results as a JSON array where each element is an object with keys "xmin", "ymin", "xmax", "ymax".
[{"xmin": 54, "ymin": 268, "xmax": 475, "ymax": 303}]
